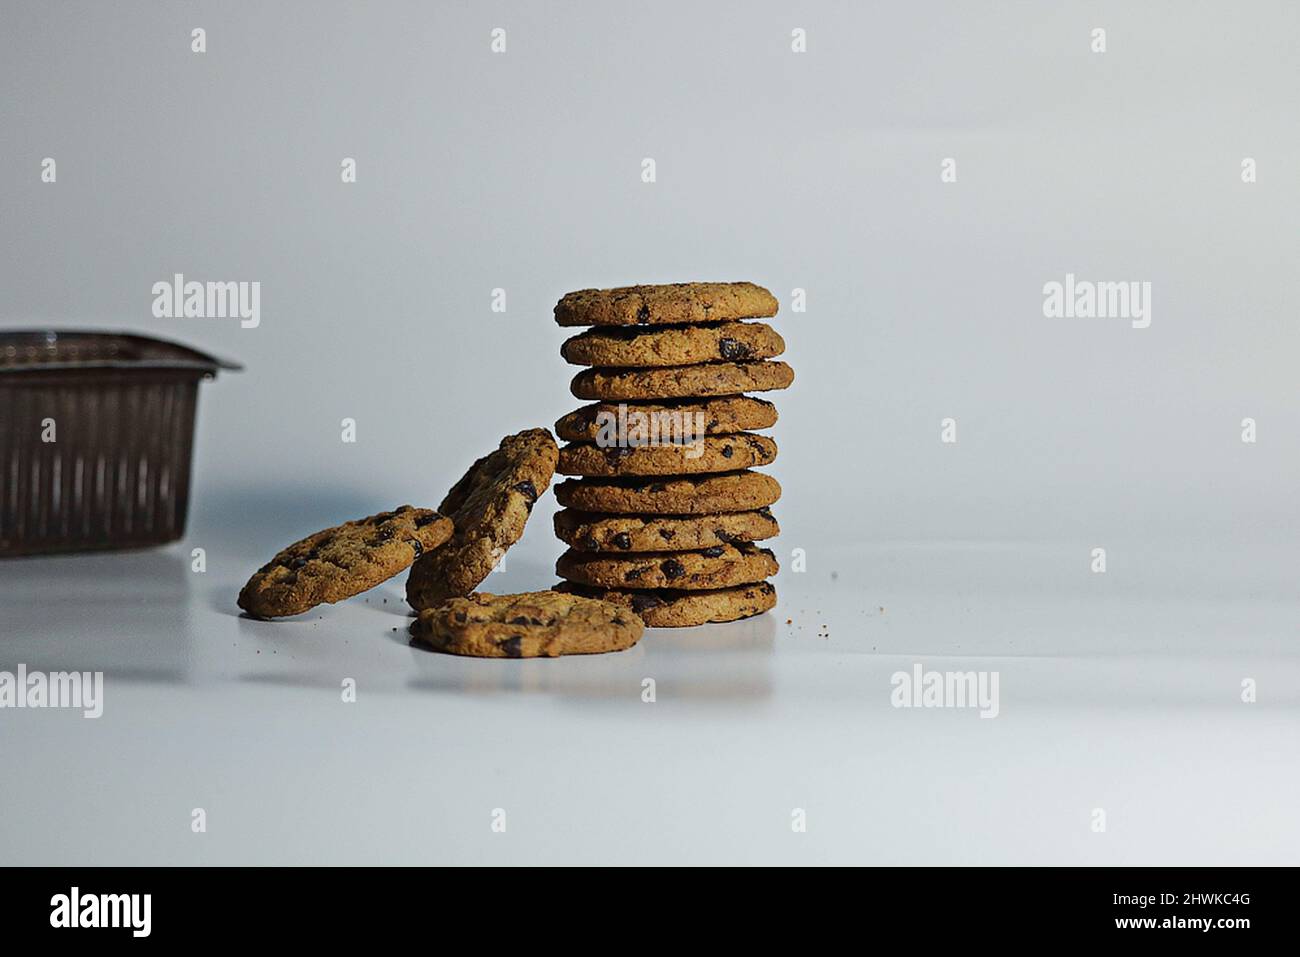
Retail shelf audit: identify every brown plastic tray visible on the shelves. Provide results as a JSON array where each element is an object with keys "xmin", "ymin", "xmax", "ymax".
[{"xmin": 0, "ymin": 330, "xmax": 240, "ymax": 556}]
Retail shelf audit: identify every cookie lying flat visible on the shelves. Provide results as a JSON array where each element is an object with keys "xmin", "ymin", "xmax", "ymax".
[
  {"xmin": 555, "ymin": 581, "xmax": 777, "ymax": 628},
  {"xmin": 570, "ymin": 360, "xmax": 794, "ymax": 401},
  {"xmin": 557, "ymin": 433, "xmax": 777, "ymax": 477},
  {"xmin": 406, "ymin": 429, "xmax": 558, "ymax": 611},
  {"xmin": 553, "ymin": 508, "xmax": 780, "ymax": 553},
  {"xmin": 554, "ymin": 470, "xmax": 781, "ymax": 514},
  {"xmin": 556, "ymin": 396, "xmax": 777, "ymax": 443},
  {"xmin": 561, "ymin": 321, "xmax": 785, "ymax": 368},
  {"xmin": 410, "ymin": 591, "xmax": 644, "ymax": 658},
  {"xmin": 238, "ymin": 506, "xmax": 452, "ymax": 619},
  {"xmin": 554, "ymin": 282, "xmax": 778, "ymax": 328},
  {"xmin": 556, "ymin": 542, "xmax": 778, "ymax": 590}
]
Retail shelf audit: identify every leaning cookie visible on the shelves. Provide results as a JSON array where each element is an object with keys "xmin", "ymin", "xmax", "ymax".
[
  {"xmin": 557, "ymin": 433, "xmax": 777, "ymax": 477},
  {"xmin": 561, "ymin": 321, "xmax": 785, "ymax": 368},
  {"xmin": 554, "ymin": 281, "xmax": 778, "ymax": 328},
  {"xmin": 555, "ymin": 581, "xmax": 777, "ymax": 628},
  {"xmin": 238, "ymin": 506, "xmax": 453, "ymax": 619},
  {"xmin": 410, "ymin": 591, "xmax": 644, "ymax": 657},
  {"xmin": 570, "ymin": 360, "xmax": 794, "ymax": 401},
  {"xmin": 556, "ymin": 542, "xmax": 778, "ymax": 590},
  {"xmin": 406, "ymin": 429, "xmax": 558, "ymax": 611}
]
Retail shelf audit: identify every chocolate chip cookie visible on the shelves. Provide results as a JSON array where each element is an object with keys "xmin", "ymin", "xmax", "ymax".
[
  {"xmin": 570, "ymin": 360, "xmax": 794, "ymax": 401},
  {"xmin": 554, "ymin": 470, "xmax": 781, "ymax": 514},
  {"xmin": 406, "ymin": 429, "xmax": 558, "ymax": 611},
  {"xmin": 411, "ymin": 590, "xmax": 644, "ymax": 657},
  {"xmin": 561, "ymin": 321, "xmax": 785, "ymax": 368},
  {"xmin": 555, "ymin": 581, "xmax": 777, "ymax": 628},
  {"xmin": 555, "ymin": 396, "xmax": 777, "ymax": 442},
  {"xmin": 554, "ymin": 282, "xmax": 778, "ymax": 328},
  {"xmin": 553, "ymin": 508, "xmax": 780, "ymax": 552},
  {"xmin": 556, "ymin": 542, "xmax": 778, "ymax": 590},
  {"xmin": 238, "ymin": 506, "xmax": 453, "ymax": 619},
  {"xmin": 557, "ymin": 433, "xmax": 777, "ymax": 477}
]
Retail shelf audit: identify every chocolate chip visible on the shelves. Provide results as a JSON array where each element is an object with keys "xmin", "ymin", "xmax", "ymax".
[
  {"xmin": 414, "ymin": 513, "xmax": 438, "ymax": 528},
  {"xmin": 611, "ymin": 532, "xmax": 632, "ymax": 550},
  {"xmin": 721, "ymin": 444, "xmax": 733, "ymax": 458},
  {"xmin": 636, "ymin": 304, "xmax": 650, "ymax": 323},
  {"xmin": 631, "ymin": 593, "xmax": 667, "ymax": 613},
  {"xmin": 661, "ymin": 558, "xmax": 686, "ymax": 580},
  {"xmin": 581, "ymin": 534, "xmax": 600, "ymax": 551},
  {"xmin": 409, "ymin": 538, "xmax": 424, "ymax": 557},
  {"xmin": 612, "ymin": 616, "xmax": 626, "ymax": 626},
  {"xmin": 625, "ymin": 568, "xmax": 645, "ymax": 581},
  {"xmin": 513, "ymin": 480, "xmax": 538, "ymax": 506},
  {"xmin": 718, "ymin": 338, "xmax": 753, "ymax": 361},
  {"xmin": 700, "ymin": 546, "xmax": 724, "ymax": 558},
  {"xmin": 659, "ymin": 529, "xmax": 676, "ymax": 541},
  {"xmin": 648, "ymin": 482, "xmax": 667, "ymax": 493},
  {"xmin": 497, "ymin": 636, "xmax": 523, "ymax": 657},
  {"xmin": 508, "ymin": 616, "xmax": 530, "ymax": 625}
]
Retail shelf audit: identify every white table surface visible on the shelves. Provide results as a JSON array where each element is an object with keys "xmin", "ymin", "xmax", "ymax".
[{"xmin": 3, "ymin": 512, "xmax": 1297, "ymax": 866}]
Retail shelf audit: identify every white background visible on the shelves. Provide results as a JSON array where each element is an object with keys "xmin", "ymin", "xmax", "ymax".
[{"xmin": 2, "ymin": 2, "xmax": 1297, "ymax": 864}]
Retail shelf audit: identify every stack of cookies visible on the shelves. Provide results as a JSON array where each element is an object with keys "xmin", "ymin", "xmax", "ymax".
[{"xmin": 551, "ymin": 282, "xmax": 792, "ymax": 627}]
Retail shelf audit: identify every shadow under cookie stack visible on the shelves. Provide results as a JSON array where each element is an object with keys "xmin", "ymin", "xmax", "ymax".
[{"xmin": 551, "ymin": 282, "xmax": 791, "ymax": 627}]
